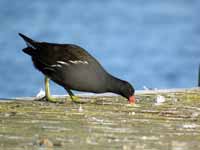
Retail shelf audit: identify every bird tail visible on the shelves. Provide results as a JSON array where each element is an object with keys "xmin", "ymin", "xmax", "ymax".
[
  {"xmin": 18, "ymin": 33, "xmax": 37, "ymax": 49},
  {"xmin": 19, "ymin": 33, "xmax": 37, "ymax": 56}
]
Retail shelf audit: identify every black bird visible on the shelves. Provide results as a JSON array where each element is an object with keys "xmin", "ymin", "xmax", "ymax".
[{"xmin": 19, "ymin": 33, "xmax": 135, "ymax": 104}]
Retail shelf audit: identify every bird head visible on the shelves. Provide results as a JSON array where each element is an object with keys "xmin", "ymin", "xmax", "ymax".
[{"xmin": 120, "ymin": 81, "xmax": 135, "ymax": 104}]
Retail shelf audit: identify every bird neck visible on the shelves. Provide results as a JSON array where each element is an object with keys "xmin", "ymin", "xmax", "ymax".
[{"xmin": 106, "ymin": 74, "xmax": 125, "ymax": 95}]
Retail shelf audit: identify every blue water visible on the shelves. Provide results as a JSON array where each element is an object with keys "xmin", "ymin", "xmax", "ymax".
[{"xmin": 0, "ymin": 0, "xmax": 199, "ymax": 98}]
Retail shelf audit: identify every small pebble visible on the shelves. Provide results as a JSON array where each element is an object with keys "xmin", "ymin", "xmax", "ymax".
[
  {"xmin": 192, "ymin": 112, "xmax": 199, "ymax": 118},
  {"xmin": 155, "ymin": 95, "xmax": 165, "ymax": 105},
  {"xmin": 128, "ymin": 112, "xmax": 136, "ymax": 115},
  {"xmin": 78, "ymin": 104, "xmax": 84, "ymax": 112},
  {"xmin": 182, "ymin": 124, "xmax": 198, "ymax": 129},
  {"xmin": 39, "ymin": 137, "xmax": 53, "ymax": 147},
  {"xmin": 4, "ymin": 113, "xmax": 10, "ymax": 117}
]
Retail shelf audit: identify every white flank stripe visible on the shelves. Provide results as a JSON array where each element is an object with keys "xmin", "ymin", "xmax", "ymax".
[
  {"xmin": 69, "ymin": 60, "xmax": 88, "ymax": 64},
  {"xmin": 51, "ymin": 64, "xmax": 62, "ymax": 68},
  {"xmin": 57, "ymin": 61, "xmax": 69, "ymax": 66}
]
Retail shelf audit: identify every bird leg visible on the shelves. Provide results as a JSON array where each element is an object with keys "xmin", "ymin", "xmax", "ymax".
[
  {"xmin": 65, "ymin": 88, "xmax": 81, "ymax": 103},
  {"xmin": 45, "ymin": 76, "xmax": 61, "ymax": 103}
]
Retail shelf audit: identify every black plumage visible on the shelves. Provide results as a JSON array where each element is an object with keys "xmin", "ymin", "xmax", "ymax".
[{"xmin": 19, "ymin": 33, "xmax": 135, "ymax": 103}]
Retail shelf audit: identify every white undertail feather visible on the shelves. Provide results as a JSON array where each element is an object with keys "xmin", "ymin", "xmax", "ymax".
[{"xmin": 26, "ymin": 41, "xmax": 36, "ymax": 49}]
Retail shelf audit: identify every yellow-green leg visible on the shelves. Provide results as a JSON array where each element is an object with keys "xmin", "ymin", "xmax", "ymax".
[
  {"xmin": 45, "ymin": 76, "xmax": 81, "ymax": 103},
  {"xmin": 45, "ymin": 76, "xmax": 61, "ymax": 103},
  {"xmin": 65, "ymin": 88, "xmax": 81, "ymax": 103}
]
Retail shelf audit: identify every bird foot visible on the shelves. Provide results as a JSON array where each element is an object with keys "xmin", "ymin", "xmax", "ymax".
[
  {"xmin": 71, "ymin": 96, "xmax": 82, "ymax": 103},
  {"xmin": 46, "ymin": 96, "xmax": 64, "ymax": 103}
]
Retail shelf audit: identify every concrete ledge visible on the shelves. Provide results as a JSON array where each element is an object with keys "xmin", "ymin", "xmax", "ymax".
[{"xmin": 0, "ymin": 87, "xmax": 200, "ymax": 149}]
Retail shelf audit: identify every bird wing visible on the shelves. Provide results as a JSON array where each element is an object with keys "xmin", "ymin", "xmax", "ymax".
[
  {"xmin": 34, "ymin": 42, "xmax": 96, "ymax": 67},
  {"xmin": 19, "ymin": 33, "xmax": 98, "ymax": 67},
  {"xmin": 19, "ymin": 33, "xmax": 103, "ymax": 82}
]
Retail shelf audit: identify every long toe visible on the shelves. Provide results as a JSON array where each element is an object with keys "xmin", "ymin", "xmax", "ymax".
[
  {"xmin": 71, "ymin": 95, "xmax": 83, "ymax": 103},
  {"xmin": 46, "ymin": 96, "xmax": 65, "ymax": 103}
]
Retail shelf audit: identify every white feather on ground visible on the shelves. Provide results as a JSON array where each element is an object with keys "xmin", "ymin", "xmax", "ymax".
[{"xmin": 36, "ymin": 88, "xmax": 45, "ymax": 98}]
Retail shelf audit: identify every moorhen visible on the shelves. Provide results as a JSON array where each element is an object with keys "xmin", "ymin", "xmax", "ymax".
[{"xmin": 19, "ymin": 33, "xmax": 135, "ymax": 104}]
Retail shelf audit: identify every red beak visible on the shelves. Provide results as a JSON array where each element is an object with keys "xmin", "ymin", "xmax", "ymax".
[{"xmin": 129, "ymin": 95, "xmax": 135, "ymax": 104}]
